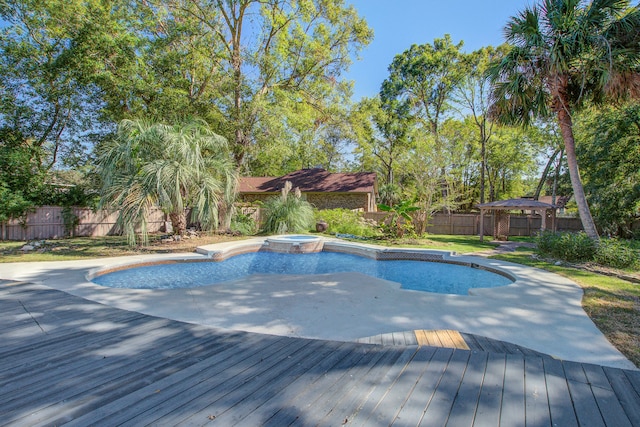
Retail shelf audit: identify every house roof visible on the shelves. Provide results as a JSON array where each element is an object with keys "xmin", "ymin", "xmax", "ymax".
[
  {"xmin": 239, "ymin": 169, "xmax": 377, "ymax": 194},
  {"xmin": 538, "ymin": 195, "xmax": 571, "ymax": 208},
  {"xmin": 476, "ymin": 198, "xmax": 556, "ymax": 210}
]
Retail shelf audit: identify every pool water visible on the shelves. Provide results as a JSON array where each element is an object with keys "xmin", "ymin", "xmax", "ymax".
[{"xmin": 92, "ymin": 252, "xmax": 513, "ymax": 295}]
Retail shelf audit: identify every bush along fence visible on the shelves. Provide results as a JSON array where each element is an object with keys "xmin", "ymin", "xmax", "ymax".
[{"xmin": 1, "ymin": 205, "xmax": 590, "ymax": 241}]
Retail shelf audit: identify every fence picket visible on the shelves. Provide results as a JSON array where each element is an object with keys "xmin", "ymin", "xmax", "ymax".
[
  {"xmin": 1, "ymin": 206, "xmax": 166, "ymax": 241},
  {"xmin": 1, "ymin": 207, "xmax": 591, "ymax": 241}
]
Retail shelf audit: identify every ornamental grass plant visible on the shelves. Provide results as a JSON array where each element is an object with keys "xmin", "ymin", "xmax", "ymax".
[{"xmin": 261, "ymin": 181, "xmax": 314, "ymax": 234}]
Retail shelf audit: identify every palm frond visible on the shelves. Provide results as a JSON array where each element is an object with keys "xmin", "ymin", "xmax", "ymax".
[{"xmin": 97, "ymin": 119, "xmax": 238, "ymax": 244}]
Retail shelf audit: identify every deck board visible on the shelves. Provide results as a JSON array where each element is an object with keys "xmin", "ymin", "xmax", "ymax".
[
  {"xmin": 418, "ymin": 349, "xmax": 470, "ymax": 426},
  {"xmin": 246, "ymin": 345, "xmax": 370, "ymax": 425},
  {"xmin": 320, "ymin": 347, "xmax": 404, "ymax": 426},
  {"xmin": 604, "ymin": 367, "xmax": 640, "ymax": 426},
  {"xmin": 237, "ymin": 340, "xmax": 353, "ymax": 425},
  {"xmin": 564, "ymin": 361, "xmax": 607, "ymax": 427},
  {"xmin": 1, "ymin": 281, "xmax": 639, "ymax": 426},
  {"xmin": 473, "ymin": 353, "xmax": 506, "ymax": 427},
  {"xmin": 290, "ymin": 344, "xmax": 392, "ymax": 425},
  {"xmin": 524, "ymin": 355, "xmax": 552, "ymax": 427},
  {"xmin": 145, "ymin": 337, "xmax": 319, "ymax": 426},
  {"xmin": 371, "ymin": 346, "xmax": 441, "ymax": 426},
  {"xmin": 262, "ymin": 344, "xmax": 375, "ymax": 426},
  {"xmin": 69, "ymin": 334, "xmax": 290, "ymax": 426},
  {"xmin": 390, "ymin": 347, "xmax": 450, "ymax": 425},
  {"xmin": 543, "ymin": 357, "xmax": 580, "ymax": 427},
  {"xmin": 499, "ymin": 354, "xmax": 526, "ymax": 426},
  {"xmin": 582, "ymin": 364, "xmax": 634, "ymax": 427},
  {"xmin": 446, "ymin": 351, "xmax": 489, "ymax": 426},
  {"xmin": 346, "ymin": 346, "xmax": 421, "ymax": 427}
]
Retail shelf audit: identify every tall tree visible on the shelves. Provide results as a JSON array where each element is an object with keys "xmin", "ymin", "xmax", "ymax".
[
  {"xmin": 381, "ymin": 35, "xmax": 467, "ymax": 168},
  {"xmin": 351, "ymin": 96, "xmax": 413, "ymax": 205},
  {"xmin": 484, "ymin": 125, "xmax": 540, "ymax": 201},
  {"xmin": 163, "ymin": 0, "xmax": 372, "ymax": 170},
  {"xmin": 1, "ymin": 1, "xmax": 371, "ymax": 176},
  {"xmin": 487, "ymin": 0, "xmax": 640, "ymax": 240},
  {"xmin": 0, "ymin": 0, "xmax": 119, "ymax": 170},
  {"xmin": 97, "ymin": 119, "xmax": 237, "ymax": 244},
  {"xmin": 0, "ymin": 128, "xmax": 46, "ymax": 224},
  {"xmin": 454, "ymin": 45, "xmax": 508, "ymax": 204},
  {"xmin": 575, "ymin": 103, "xmax": 640, "ymax": 237},
  {"xmin": 380, "ymin": 35, "xmax": 468, "ymax": 217}
]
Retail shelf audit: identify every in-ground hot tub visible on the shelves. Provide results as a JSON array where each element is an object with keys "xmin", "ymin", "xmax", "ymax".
[{"xmin": 264, "ymin": 235, "xmax": 324, "ymax": 253}]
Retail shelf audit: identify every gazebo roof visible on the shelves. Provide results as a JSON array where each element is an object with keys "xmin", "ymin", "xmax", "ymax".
[{"xmin": 477, "ymin": 198, "xmax": 556, "ymax": 210}]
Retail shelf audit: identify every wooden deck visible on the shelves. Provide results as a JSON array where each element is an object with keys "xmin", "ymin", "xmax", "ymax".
[{"xmin": 2, "ymin": 280, "xmax": 640, "ymax": 426}]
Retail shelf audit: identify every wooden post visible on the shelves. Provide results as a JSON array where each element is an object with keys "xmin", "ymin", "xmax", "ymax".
[{"xmin": 479, "ymin": 209, "xmax": 484, "ymax": 242}]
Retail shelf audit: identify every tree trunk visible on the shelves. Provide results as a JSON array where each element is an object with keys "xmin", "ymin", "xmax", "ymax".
[
  {"xmin": 552, "ymin": 147, "xmax": 563, "ymax": 205},
  {"xmin": 169, "ymin": 210, "xmax": 187, "ymax": 236},
  {"xmin": 480, "ymin": 138, "xmax": 486, "ymax": 204},
  {"xmin": 486, "ymin": 168, "xmax": 496, "ymax": 202},
  {"xmin": 534, "ymin": 148, "xmax": 560, "ymax": 200},
  {"xmin": 556, "ymin": 109, "xmax": 599, "ymax": 240}
]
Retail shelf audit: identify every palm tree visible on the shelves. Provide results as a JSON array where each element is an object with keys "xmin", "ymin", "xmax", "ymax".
[
  {"xmin": 98, "ymin": 119, "xmax": 238, "ymax": 245},
  {"xmin": 487, "ymin": 0, "xmax": 640, "ymax": 240}
]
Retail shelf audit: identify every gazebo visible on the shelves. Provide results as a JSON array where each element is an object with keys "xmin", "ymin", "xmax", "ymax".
[{"xmin": 477, "ymin": 198, "xmax": 557, "ymax": 242}]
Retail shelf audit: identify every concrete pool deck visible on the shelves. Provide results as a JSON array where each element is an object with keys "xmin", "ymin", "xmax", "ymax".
[{"xmin": 0, "ymin": 237, "xmax": 635, "ymax": 370}]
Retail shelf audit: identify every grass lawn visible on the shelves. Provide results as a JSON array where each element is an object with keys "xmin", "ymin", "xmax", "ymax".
[
  {"xmin": 0, "ymin": 234, "xmax": 246, "ymax": 263},
  {"xmin": 492, "ymin": 248, "xmax": 640, "ymax": 368},
  {"xmin": 0, "ymin": 234, "xmax": 498, "ymax": 262},
  {"xmin": 358, "ymin": 234, "xmax": 503, "ymax": 254}
]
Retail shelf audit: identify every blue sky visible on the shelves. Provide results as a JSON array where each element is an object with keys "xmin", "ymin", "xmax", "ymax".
[{"xmin": 345, "ymin": 0, "xmax": 532, "ymax": 100}]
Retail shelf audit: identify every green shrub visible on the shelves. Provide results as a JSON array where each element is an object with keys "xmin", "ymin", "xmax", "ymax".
[
  {"xmin": 555, "ymin": 232, "xmax": 597, "ymax": 262},
  {"xmin": 315, "ymin": 208, "xmax": 381, "ymax": 238},
  {"xmin": 61, "ymin": 206, "xmax": 80, "ymax": 237},
  {"xmin": 536, "ymin": 231, "xmax": 596, "ymax": 262},
  {"xmin": 537, "ymin": 231, "xmax": 639, "ymax": 268},
  {"xmin": 536, "ymin": 230, "xmax": 560, "ymax": 255},
  {"xmin": 261, "ymin": 181, "xmax": 314, "ymax": 234},
  {"xmin": 594, "ymin": 238, "xmax": 639, "ymax": 269},
  {"xmin": 230, "ymin": 212, "xmax": 257, "ymax": 235}
]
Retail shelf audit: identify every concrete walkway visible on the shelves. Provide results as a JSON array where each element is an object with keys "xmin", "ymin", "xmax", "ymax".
[{"xmin": 0, "ymin": 238, "xmax": 635, "ymax": 370}]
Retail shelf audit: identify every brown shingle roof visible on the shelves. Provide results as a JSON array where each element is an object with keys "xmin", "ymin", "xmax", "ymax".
[{"xmin": 239, "ymin": 169, "xmax": 376, "ymax": 194}]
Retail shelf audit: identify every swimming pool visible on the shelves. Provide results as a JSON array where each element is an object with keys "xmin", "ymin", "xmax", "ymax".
[{"xmin": 91, "ymin": 251, "xmax": 513, "ymax": 295}]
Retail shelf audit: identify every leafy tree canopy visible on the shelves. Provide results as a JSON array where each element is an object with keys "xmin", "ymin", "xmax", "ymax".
[{"xmin": 576, "ymin": 103, "xmax": 640, "ymax": 237}]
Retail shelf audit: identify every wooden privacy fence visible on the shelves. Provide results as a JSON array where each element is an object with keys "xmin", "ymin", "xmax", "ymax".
[
  {"xmin": 363, "ymin": 212, "xmax": 585, "ymax": 236},
  {"xmin": 1, "ymin": 206, "xmax": 166, "ymax": 241},
  {"xmin": 1, "ymin": 206, "xmax": 587, "ymax": 241}
]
